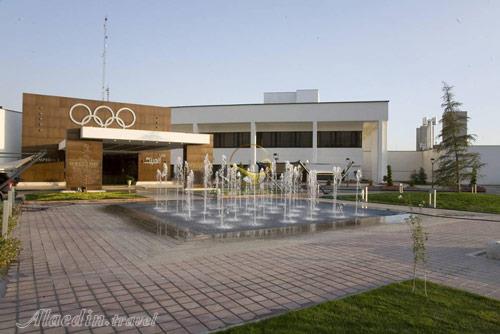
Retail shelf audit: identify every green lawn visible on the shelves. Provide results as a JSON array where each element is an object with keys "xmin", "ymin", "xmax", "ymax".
[
  {"xmin": 219, "ymin": 280, "xmax": 500, "ymax": 334},
  {"xmin": 336, "ymin": 191, "xmax": 500, "ymax": 214},
  {"xmin": 0, "ymin": 204, "xmax": 21, "ymax": 275},
  {"xmin": 24, "ymin": 191, "xmax": 143, "ymax": 201}
]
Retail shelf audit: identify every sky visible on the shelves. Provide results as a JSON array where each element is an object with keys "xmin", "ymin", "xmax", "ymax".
[{"xmin": 1, "ymin": 0, "xmax": 499, "ymax": 150}]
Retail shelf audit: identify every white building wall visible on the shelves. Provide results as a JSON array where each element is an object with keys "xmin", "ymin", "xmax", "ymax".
[
  {"xmin": 470, "ymin": 146, "xmax": 500, "ymax": 185},
  {"xmin": 388, "ymin": 147, "xmax": 500, "ymax": 185},
  {"xmin": 171, "ymin": 101, "xmax": 388, "ymax": 124},
  {"xmin": 171, "ymin": 101, "xmax": 388, "ymax": 182},
  {"xmin": 387, "ymin": 151, "xmax": 425, "ymax": 181},
  {"xmin": 0, "ymin": 108, "xmax": 22, "ymax": 163}
]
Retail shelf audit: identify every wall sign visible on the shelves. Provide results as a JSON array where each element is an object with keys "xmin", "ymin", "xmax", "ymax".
[
  {"xmin": 144, "ymin": 157, "xmax": 162, "ymax": 165},
  {"xmin": 69, "ymin": 103, "xmax": 136, "ymax": 129}
]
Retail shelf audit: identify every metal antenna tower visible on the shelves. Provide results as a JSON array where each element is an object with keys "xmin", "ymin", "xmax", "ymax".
[{"xmin": 101, "ymin": 16, "xmax": 109, "ymax": 101}]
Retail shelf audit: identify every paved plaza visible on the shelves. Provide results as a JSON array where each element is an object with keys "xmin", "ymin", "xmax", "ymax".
[{"xmin": 0, "ymin": 201, "xmax": 499, "ymax": 333}]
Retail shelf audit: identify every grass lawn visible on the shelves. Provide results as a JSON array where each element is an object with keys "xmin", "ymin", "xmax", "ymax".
[
  {"xmin": 24, "ymin": 191, "xmax": 143, "ymax": 201},
  {"xmin": 219, "ymin": 280, "xmax": 500, "ymax": 334},
  {"xmin": 336, "ymin": 191, "xmax": 500, "ymax": 214},
  {"xmin": 0, "ymin": 204, "xmax": 21, "ymax": 276}
]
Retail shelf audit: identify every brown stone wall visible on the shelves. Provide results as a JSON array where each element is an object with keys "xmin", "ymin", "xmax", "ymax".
[
  {"xmin": 65, "ymin": 140, "xmax": 103, "ymax": 190},
  {"xmin": 186, "ymin": 135, "xmax": 214, "ymax": 184},
  {"xmin": 21, "ymin": 93, "xmax": 171, "ymax": 183},
  {"xmin": 138, "ymin": 151, "xmax": 171, "ymax": 181}
]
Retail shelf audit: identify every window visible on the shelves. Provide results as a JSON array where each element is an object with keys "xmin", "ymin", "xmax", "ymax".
[
  {"xmin": 213, "ymin": 132, "xmax": 250, "ymax": 148},
  {"xmin": 317, "ymin": 131, "xmax": 362, "ymax": 148},
  {"xmin": 257, "ymin": 132, "xmax": 312, "ymax": 148}
]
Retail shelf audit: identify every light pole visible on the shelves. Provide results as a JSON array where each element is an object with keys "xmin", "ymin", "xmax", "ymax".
[{"xmin": 431, "ymin": 158, "xmax": 436, "ymax": 189}]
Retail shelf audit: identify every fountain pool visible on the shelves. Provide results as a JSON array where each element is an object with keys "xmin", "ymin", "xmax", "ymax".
[
  {"xmin": 115, "ymin": 197, "xmax": 407, "ymax": 240},
  {"xmin": 114, "ymin": 155, "xmax": 406, "ymax": 240}
]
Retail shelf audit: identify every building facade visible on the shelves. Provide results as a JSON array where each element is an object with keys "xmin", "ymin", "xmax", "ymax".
[
  {"xmin": 0, "ymin": 107, "xmax": 22, "ymax": 163},
  {"xmin": 20, "ymin": 93, "xmax": 211, "ymax": 189},
  {"xmin": 2, "ymin": 90, "xmax": 498, "ymax": 186},
  {"xmin": 170, "ymin": 91, "xmax": 389, "ymax": 183}
]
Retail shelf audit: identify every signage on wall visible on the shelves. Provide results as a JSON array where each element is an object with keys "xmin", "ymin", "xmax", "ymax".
[
  {"xmin": 144, "ymin": 157, "xmax": 162, "ymax": 165},
  {"xmin": 143, "ymin": 153, "xmax": 168, "ymax": 165},
  {"xmin": 69, "ymin": 103, "xmax": 136, "ymax": 129}
]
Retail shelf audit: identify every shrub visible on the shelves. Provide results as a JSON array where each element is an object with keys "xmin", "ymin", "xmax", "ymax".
[
  {"xmin": 406, "ymin": 214, "xmax": 428, "ymax": 295},
  {"xmin": 470, "ymin": 166, "xmax": 478, "ymax": 186},
  {"xmin": 385, "ymin": 165, "xmax": 393, "ymax": 186},
  {"xmin": 417, "ymin": 167, "xmax": 427, "ymax": 185},
  {"xmin": 410, "ymin": 168, "xmax": 427, "ymax": 185}
]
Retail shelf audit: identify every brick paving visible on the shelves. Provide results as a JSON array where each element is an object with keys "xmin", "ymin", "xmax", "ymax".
[{"xmin": 0, "ymin": 202, "xmax": 499, "ymax": 333}]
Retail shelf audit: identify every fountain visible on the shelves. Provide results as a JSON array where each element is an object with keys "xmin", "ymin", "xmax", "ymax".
[
  {"xmin": 120, "ymin": 154, "xmax": 405, "ymax": 240},
  {"xmin": 355, "ymin": 169, "xmax": 362, "ymax": 216},
  {"xmin": 306, "ymin": 170, "xmax": 319, "ymax": 221},
  {"xmin": 227, "ymin": 163, "xmax": 240, "ymax": 223},
  {"xmin": 332, "ymin": 166, "xmax": 343, "ymax": 217},
  {"xmin": 202, "ymin": 154, "xmax": 212, "ymax": 221},
  {"xmin": 186, "ymin": 169, "xmax": 194, "ymax": 218},
  {"xmin": 174, "ymin": 157, "xmax": 183, "ymax": 213},
  {"xmin": 282, "ymin": 161, "xmax": 295, "ymax": 223},
  {"xmin": 154, "ymin": 163, "xmax": 169, "ymax": 212}
]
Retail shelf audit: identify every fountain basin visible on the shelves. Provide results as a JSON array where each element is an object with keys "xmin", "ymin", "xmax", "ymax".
[{"xmin": 109, "ymin": 198, "xmax": 407, "ymax": 241}]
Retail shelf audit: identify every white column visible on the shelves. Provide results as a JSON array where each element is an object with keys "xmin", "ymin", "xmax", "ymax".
[
  {"xmin": 192, "ymin": 123, "xmax": 199, "ymax": 133},
  {"xmin": 250, "ymin": 121, "xmax": 257, "ymax": 166},
  {"xmin": 312, "ymin": 121, "xmax": 318, "ymax": 163},
  {"xmin": 376, "ymin": 120, "xmax": 388, "ymax": 183}
]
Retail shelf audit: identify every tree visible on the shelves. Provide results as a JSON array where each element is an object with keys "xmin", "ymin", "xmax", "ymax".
[
  {"xmin": 410, "ymin": 168, "xmax": 427, "ymax": 185},
  {"xmin": 470, "ymin": 165, "xmax": 478, "ymax": 186},
  {"xmin": 384, "ymin": 165, "xmax": 393, "ymax": 186},
  {"xmin": 418, "ymin": 167, "xmax": 427, "ymax": 185},
  {"xmin": 406, "ymin": 214, "xmax": 428, "ymax": 296},
  {"xmin": 435, "ymin": 82, "xmax": 483, "ymax": 192}
]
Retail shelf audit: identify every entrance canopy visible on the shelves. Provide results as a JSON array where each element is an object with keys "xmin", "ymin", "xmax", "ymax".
[{"xmin": 58, "ymin": 127, "xmax": 211, "ymax": 152}]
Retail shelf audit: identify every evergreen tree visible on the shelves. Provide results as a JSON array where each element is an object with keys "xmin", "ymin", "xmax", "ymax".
[
  {"xmin": 470, "ymin": 165, "xmax": 478, "ymax": 186},
  {"xmin": 385, "ymin": 165, "xmax": 393, "ymax": 186},
  {"xmin": 417, "ymin": 167, "xmax": 427, "ymax": 185},
  {"xmin": 435, "ymin": 82, "xmax": 483, "ymax": 191}
]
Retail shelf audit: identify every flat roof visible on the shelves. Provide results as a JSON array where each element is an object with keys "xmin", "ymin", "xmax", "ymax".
[
  {"xmin": 58, "ymin": 127, "xmax": 211, "ymax": 153},
  {"xmin": 171, "ymin": 100, "xmax": 390, "ymax": 109}
]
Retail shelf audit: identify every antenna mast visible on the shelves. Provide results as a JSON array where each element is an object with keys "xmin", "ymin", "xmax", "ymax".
[{"xmin": 101, "ymin": 16, "xmax": 109, "ymax": 101}]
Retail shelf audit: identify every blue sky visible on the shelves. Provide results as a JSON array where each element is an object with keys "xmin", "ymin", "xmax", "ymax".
[{"xmin": 1, "ymin": 0, "xmax": 499, "ymax": 149}]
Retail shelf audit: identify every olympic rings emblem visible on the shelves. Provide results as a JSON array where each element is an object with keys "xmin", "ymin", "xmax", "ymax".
[{"xmin": 69, "ymin": 103, "xmax": 136, "ymax": 129}]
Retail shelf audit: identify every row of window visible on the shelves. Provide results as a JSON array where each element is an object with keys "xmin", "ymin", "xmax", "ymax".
[
  {"xmin": 317, "ymin": 131, "xmax": 362, "ymax": 148},
  {"xmin": 213, "ymin": 131, "xmax": 362, "ymax": 148}
]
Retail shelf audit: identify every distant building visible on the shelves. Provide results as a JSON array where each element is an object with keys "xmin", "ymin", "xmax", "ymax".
[
  {"xmin": 416, "ymin": 117, "xmax": 436, "ymax": 151},
  {"xmin": 0, "ymin": 107, "xmax": 22, "ymax": 163},
  {"xmin": 263, "ymin": 89, "xmax": 320, "ymax": 104}
]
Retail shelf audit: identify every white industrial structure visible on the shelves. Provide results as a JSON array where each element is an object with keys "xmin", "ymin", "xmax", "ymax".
[
  {"xmin": 416, "ymin": 117, "xmax": 436, "ymax": 151},
  {"xmin": 0, "ymin": 108, "xmax": 22, "ymax": 163},
  {"xmin": 171, "ymin": 90, "xmax": 389, "ymax": 183}
]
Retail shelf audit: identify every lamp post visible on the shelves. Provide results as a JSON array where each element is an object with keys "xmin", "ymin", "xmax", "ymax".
[{"xmin": 431, "ymin": 158, "xmax": 436, "ymax": 189}]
